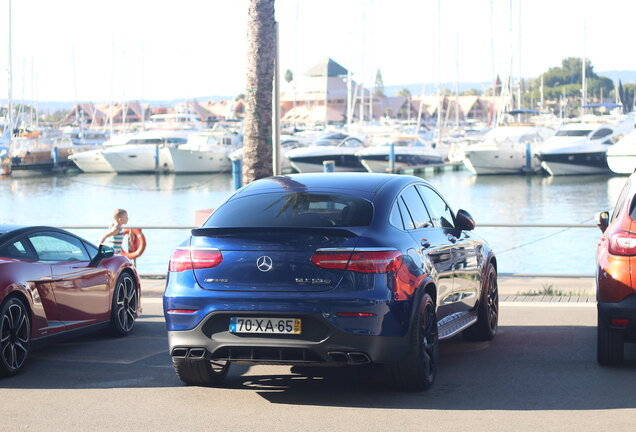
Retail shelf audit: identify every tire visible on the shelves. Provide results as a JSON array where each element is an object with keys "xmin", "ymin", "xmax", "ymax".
[
  {"xmin": 597, "ymin": 314, "xmax": 624, "ymax": 366},
  {"xmin": 172, "ymin": 357, "xmax": 230, "ymax": 386},
  {"xmin": 386, "ymin": 293, "xmax": 438, "ymax": 391},
  {"xmin": 0, "ymin": 297, "xmax": 31, "ymax": 377},
  {"xmin": 110, "ymin": 272, "xmax": 138, "ymax": 336},
  {"xmin": 463, "ymin": 262, "xmax": 498, "ymax": 342}
]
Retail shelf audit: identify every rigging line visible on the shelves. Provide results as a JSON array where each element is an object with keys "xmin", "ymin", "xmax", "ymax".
[{"xmin": 492, "ymin": 217, "xmax": 595, "ymax": 256}]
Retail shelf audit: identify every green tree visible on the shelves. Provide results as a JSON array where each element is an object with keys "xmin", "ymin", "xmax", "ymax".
[
  {"xmin": 374, "ymin": 69, "xmax": 385, "ymax": 97},
  {"xmin": 397, "ymin": 88, "xmax": 411, "ymax": 98},
  {"xmin": 284, "ymin": 69, "xmax": 293, "ymax": 84},
  {"xmin": 460, "ymin": 88, "xmax": 482, "ymax": 96}
]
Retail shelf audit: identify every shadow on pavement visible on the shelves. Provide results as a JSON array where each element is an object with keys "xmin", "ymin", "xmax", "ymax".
[{"xmin": 227, "ymin": 325, "xmax": 636, "ymax": 410}]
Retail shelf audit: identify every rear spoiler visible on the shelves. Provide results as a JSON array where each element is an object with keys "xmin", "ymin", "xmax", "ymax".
[{"xmin": 191, "ymin": 227, "xmax": 359, "ymax": 237}]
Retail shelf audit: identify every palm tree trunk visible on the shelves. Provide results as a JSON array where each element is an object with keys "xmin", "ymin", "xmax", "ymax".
[{"xmin": 243, "ymin": 0, "xmax": 276, "ymax": 184}]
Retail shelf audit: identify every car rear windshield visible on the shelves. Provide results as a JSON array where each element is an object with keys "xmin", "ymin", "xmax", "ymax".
[{"xmin": 205, "ymin": 192, "xmax": 373, "ymax": 228}]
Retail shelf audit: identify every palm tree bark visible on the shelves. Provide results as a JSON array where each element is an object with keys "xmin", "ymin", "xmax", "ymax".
[{"xmin": 243, "ymin": 0, "xmax": 276, "ymax": 184}]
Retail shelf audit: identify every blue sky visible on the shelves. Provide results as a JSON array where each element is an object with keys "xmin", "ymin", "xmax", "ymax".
[{"xmin": 1, "ymin": 0, "xmax": 635, "ymax": 102}]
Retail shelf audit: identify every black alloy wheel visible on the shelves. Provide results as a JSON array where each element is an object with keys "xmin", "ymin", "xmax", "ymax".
[
  {"xmin": 110, "ymin": 273, "xmax": 138, "ymax": 336},
  {"xmin": 464, "ymin": 263, "xmax": 498, "ymax": 341},
  {"xmin": 0, "ymin": 297, "xmax": 30, "ymax": 376},
  {"xmin": 387, "ymin": 293, "xmax": 439, "ymax": 391}
]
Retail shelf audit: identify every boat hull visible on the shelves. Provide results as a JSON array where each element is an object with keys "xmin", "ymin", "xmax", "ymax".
[
  {"xmin": 463, "ymin": 148, "xmax": 541, "ymax": 175},
  {"xmin": 168, "ymin": 147, "xmax": 233, "ymax": 173},
  {"xmin": 102, "ymin": 145, "xmax": 174, "ymax": 173},
  {"xmin": 607, "ymin": 154, "xmax": 636, "ymax": 175},
  {"xmin": 358, "ymin": 153, "xmax": 443, "ymax": 173},
  {"xmin": 70, "ymin": 149, "xmax": 114, "ymax": 173},
  {"xmin": 540, "ymin": 152, "xmax": 610, "ymax": 175},
  {"xmin": 289, "ymin": 155, "xmax": 365, "ymax": 173}
]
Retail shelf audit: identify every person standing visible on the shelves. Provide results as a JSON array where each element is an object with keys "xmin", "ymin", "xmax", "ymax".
[{"xmin": 100, "ymin": 209, "xmax": 128, "ymax": 253}]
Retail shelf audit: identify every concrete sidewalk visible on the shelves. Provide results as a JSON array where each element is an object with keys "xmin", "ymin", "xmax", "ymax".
[{"xmin": 141, "ymin": 276, "xmax": 596, "ymax": 302}]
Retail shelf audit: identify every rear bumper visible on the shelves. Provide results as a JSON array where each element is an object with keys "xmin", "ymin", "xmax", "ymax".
[
  {"xmin": 167, "ymin": 311, "xmax": 411, "ymax": 365},
  {"xmin": 598, "ymin": 294, "xmax": 636, "ymax": 341}
]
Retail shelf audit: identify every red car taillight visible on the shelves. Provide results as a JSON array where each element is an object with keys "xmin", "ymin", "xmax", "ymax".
[
  {"xmin": 168, "ymin": 248, "xmax": 223, "ymax": 272},
  {"xmin": 608, "ymin": 231, "xmax": 636, "ymax": 256},
  {"xmin": 311, "ymin": 249, "xmax": 402, "ymax": 273}
]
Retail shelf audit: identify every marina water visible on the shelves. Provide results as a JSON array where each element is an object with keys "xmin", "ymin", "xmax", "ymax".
[{"xmin": 0, "ymin": 170, "xmax": 623, "ymax": 277}]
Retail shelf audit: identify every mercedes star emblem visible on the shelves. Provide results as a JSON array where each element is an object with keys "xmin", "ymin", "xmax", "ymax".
[{"xmin": 256, "ymin": 255, "xmax": 273, "ymax": 272}]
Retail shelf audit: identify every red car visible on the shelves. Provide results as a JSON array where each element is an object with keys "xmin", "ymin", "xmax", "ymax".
[
  {"xmin": 0, "ymin": 225, "xmax": 141, "ymax": 376},
  {"xmin": 595, "ymin": 174, "xmax": 636, "ymax": 365}
]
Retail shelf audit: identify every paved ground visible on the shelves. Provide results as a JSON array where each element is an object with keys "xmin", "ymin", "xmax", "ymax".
[{"xmin": 2, "ymin": 298, "xmax": 635, "ymax": 431}]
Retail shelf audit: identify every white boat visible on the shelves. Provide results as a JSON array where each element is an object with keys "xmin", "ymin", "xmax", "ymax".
[
  {"xmin": 286, "ymin": 132, "xmax": 367, "ymax": 173},
  {"xmin": 101, "ymin": 130, "xmax": 189, "ymax": 173},
  {"xmin": 62, "ymin": 127, "xmax": 110, "ymax": 146},
  {"xmin": 228, "ymin": 135, "xmax": 308, "ymax": 172},
  {"xmin": 168, "ymin": 124, "xmax": 242, "ymax": 173},
  {"xmin": 355, "ymin": 135, "xmax": 443, "ymax": 173},
  {"xmin": 606, "ymin": 129, "xmax": 636, "ymax": 175},
  {"xmin": 101, "ymin": 113, "xmax": 203, "ymax": 173},
  {"xmin": 539, "ymin": 114, "xmax": 634, "ymax": 176},
  {"xmin": 69, "ymin": 133, "xmax": 135, "ymax": 173},
  {"xmin": 463, "ymin": 125, "xmax": 555, "ymax": 175}
]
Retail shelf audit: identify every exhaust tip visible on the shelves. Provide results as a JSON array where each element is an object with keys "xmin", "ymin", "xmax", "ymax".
[
  {"xmin": 327, "ymin": 352, "xmax": 348, "ymax": 363},
  {"xmin": 188, "ymin": 348, "xmax": 206, "ymax": 359},
  {"xmin": 171, "ymin": 348, "xmax": 188, "ymax": 358},
  {"xmin": 347, "ymin": 352, "xmax": 371, "ymax": 364}
]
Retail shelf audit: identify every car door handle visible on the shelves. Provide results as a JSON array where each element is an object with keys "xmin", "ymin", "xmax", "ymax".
[{"xmin": 420, "ymin": 239, "xmax": 431, "ymax": 248}]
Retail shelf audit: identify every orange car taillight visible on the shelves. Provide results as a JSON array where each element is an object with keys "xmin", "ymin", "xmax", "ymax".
[
  {"xmin": 168, "ymin": 248, "xmax": 223, "ymax": 272},
  {"xmin": 608, "ymin": 231, "xmax": 636, "ymax": 256},
  {"xmin": 311, "ymin": 249, "xmax": 403, "ymax": 273}
]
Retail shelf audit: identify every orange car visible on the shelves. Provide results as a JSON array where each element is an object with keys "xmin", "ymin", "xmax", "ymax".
[{"xmin": 595, "ymin": 174, "xmax": 636, "ymax": 365}]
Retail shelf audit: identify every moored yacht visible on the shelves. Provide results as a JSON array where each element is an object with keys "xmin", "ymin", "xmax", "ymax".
[
  {"xmin": 355, "ymin": 135, "xmax": 443, "ymax": 173},
  {"xmin": 168, "ymin": 127, "xmax": 242, "ymax": 173},
  {"xmin": 286, "ymin": 132, "xmax": 366, "ymax": 173},
  {"xmin": 462, "ymin": 110, "xmax": 556, "ymax": 175},
  {"xmin": 463, "ymin": 125, "xmax": 555, "ymax": 174},
  {"xmin": 228, "ymin": 135, "xmax": 309, "ymax": 172},
  {"xmin": 606, "ymin": 129, "xmax": 636, "ymax": 174},
  {"xmin": 100, "ymin": 113, "xmax": 203, "ymax": 174},
  {"xmin": 101, "ymin": 130, "xmax": 189, "ymax": 173},
  {"xmin": 69, "ymin": 133, "xmax": 135, "ymax": 173},
  {"xmin": 538, "ymin": 114, "xmax": 634, "ymax": 176}
]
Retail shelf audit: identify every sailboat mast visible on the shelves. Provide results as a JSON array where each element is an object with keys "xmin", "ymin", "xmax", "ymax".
[
  {"xmin": 7, "ymin": 0, "xmax": 13, "ymax": 148},
  {"xmin": 582, "ymin": 20, "xmax": 587, "ymax": 116},
  {"xmin": 436, "ymin": 0, "xmax": 442, "ymax": 148}
]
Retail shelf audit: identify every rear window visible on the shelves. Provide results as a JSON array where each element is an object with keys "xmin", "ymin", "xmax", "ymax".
[{"xmin": 206, "ymin": 192, "xmax": 373, "ymax": 228}]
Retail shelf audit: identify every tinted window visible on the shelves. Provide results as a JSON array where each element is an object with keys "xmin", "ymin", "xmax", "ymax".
[
  {"xmin": 83, "ymin": 242, "xmax": 98, "ymax": 260},
  {"xmin": 29, "ymin": 232, "xmax": 91, "ymax": 262},
  {"xmin": 590, "ymin": 128, "xmax": 613, "ymax": 140},
  {"xmin": 555, "ymin": 130, "xmax": 591, "ymax": 137},
  {"xmin": 417, "ymin": 185, "xmax": 455, "ymax": 228},
  {"xmin": 0, "ymin": 239, "xmax": 37, "ymax": 261},
  {"xmin": 398, "ymin": 198, "xmax": 415, "ymax": 230},
  {"xmin": 390, "ymin": 202, "xmax": 404, "ymax": 230},
  {"xmin": 401, "ymin": 186, "xmax": 433, "ymax": 229},
  {"xmin": 612, "ymin": 180, "xmax": 631, "ymax": 222},
  {"xmin": 206, "ymin": 193, "xmax": 373, "ymax": 228}
]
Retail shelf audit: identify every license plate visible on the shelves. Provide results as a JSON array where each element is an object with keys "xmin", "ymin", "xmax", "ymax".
[{"xmin": 229, "ymin": 317, "xmax": 301, "ymax": 335}]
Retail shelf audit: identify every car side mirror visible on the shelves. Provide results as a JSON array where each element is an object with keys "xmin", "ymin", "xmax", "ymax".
[
  {"xmin": 595, "ymin": 211, "xmax": 609, "ymax": 233},
  {"xmin": 456, "ymin": 209, "xmax": 476, "ymax": 231},
  {"xmin": 90, "ymin": 244, "xmax": 115, "ymax": 267}
]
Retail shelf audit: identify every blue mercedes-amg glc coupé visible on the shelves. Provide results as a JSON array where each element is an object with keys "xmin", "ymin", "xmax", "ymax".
[{"xmin": 163, "ymin": 173, "xmax": 498, "ymax": 390}]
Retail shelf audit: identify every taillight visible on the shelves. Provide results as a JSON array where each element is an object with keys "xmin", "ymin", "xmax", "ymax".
[
  {"xmin": 608, "ymin": 231, "xmax": 636, "ymax": 256},
  {"xmin": 311, "ymin": 249, "xmax": 402, "ymax": 273},
  {"xmin": 168, "ymin": 248, "xmax": 223, "ymax": 272}
]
